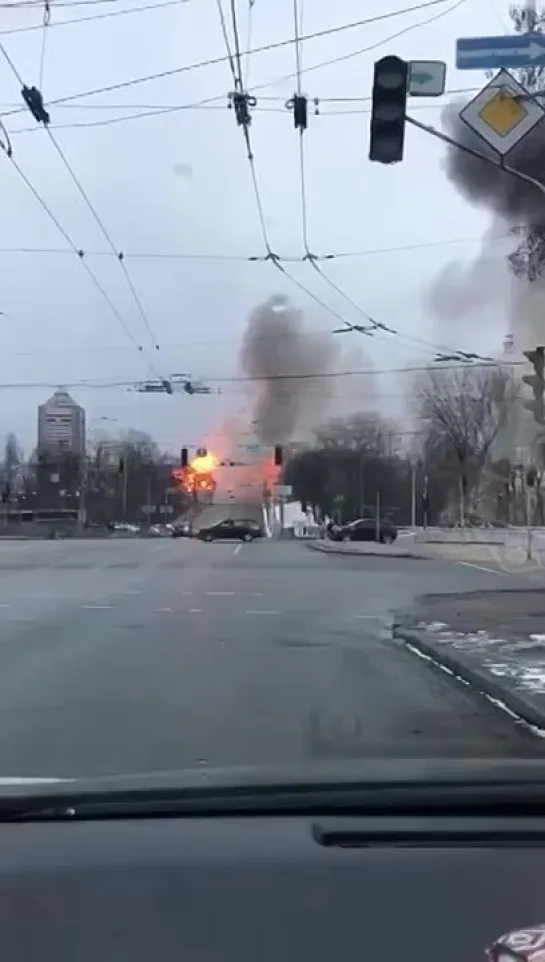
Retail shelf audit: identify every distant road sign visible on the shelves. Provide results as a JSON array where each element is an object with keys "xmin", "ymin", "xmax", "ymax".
[
  {"xmin": 408, "ymin": 60, "xmax": 446, "ymax": 97},
  {"xmin": 460, "ymin": 69, "xmax": 544, "ymax": 156},
  {"xmin": 272, "ymin": 484, "xmax": 292, "ymax": 499},
  {"xmin": 456, "ymin": 33, "xmax": 545, "ymax": 71}
]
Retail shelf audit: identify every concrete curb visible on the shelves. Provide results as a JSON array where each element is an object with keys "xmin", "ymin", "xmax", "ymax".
[
  {"xmin": 306, "ymin": 542, "xmax": 428, "ymax": 561},
  {"xmin": 392, "ymin": 624, "xmax": 545, "ymax": 731}
]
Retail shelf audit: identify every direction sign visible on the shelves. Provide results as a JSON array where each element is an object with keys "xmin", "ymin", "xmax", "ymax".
[
  {"xmin": 456, "ymin": 33, "xmax": 545, "ymax": 71},
  {"xmin": 460, "ymin": 69, "xmax": 544, "ymax": 156},
  {"xmin": 408, "ymin": 60, "xmax": 446, "ymax": 97}
]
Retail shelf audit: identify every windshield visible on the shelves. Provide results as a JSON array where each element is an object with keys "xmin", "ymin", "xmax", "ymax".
[{"xmin": 0, "ymin": 0, "xmax": 543, "ymax": 792}]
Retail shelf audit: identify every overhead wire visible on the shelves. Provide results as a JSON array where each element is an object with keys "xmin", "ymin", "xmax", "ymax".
[
  {"xmin": 0, "ymin": 360, "xmax": 524, "ymax": 392},
  {"xmin": 0, "ymin": 227, "xmax": 516, "ymax": 263},
  {"xmin": 288, "ymin": 0, "xmax": 480, "ymax": 361},
  {"xmin": 0, "ymin": 0, "xmax": 468, "ymax": 118},
  {"xmin": 45, "ymin": 129, "xmax": 161, "ymax": 350},
  {"xmin": 0, "ymin": 40, "xmax": 163, "ymax": 356},
  {"xmin": 215, "ymin": 0, "xmax": 371, "ymax": 334},
  {"xmin": 0, "ymin": 0, "xmax": 192, "ymax": 35},
  {"xmin": 0, "ymin": 42, "xmax": 167, "ymax": 376},
  {"xmin": 38, "ymin": 0, "xmax": 50, "ymax": 89}
]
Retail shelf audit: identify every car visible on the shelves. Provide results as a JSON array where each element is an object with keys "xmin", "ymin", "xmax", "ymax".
[
  {"xmin": 171, "ymin": 522, "xmax": 192, "ymax": 538},
  {"xmin": 197, "ymin": 519, "xmax": 262, "ymax": 543},
  {"xmin": 331, "ymin": 517, "xmax": 397, "ymax": 544}
]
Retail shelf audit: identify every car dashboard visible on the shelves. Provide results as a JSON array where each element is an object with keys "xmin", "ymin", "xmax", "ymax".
[{"xmin": 0, "ymin": 811, "xmax": 544, "ymax": 961}]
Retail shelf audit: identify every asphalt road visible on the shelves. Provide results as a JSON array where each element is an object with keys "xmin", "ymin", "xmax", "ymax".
[{"xmin": 0, "ymin": 536, "xmax": 541, "ymax": 779}]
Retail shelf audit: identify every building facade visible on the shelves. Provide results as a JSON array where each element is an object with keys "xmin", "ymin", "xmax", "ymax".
[{"xmin": 37, "ymin": 388, "xmax": 86, "ymax": 455}]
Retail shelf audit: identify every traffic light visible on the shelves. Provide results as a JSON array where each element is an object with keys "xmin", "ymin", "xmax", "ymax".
[
  {"xmin": 181, "ymin": 447, "xmax": 188, "ymax": 468},
  {"xmin": 274, "ymin": 445, "xmax": 283, "ymax": 467},
  {"xmin": 369, "ymin": 55, "xmax": 408, "ymax": 165},
  {"xmin": 523, "ymin": 346, "xmax": 545, "ymax": 424}
]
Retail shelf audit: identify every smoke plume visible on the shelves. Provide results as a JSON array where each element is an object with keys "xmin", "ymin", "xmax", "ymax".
[
  {"xmin": 426, "ymin": 96, "xmax": 545, "ymax": 346},
  {"xmin": 239, "ymin": 294, "xmax": 341, "ymax": 444}
]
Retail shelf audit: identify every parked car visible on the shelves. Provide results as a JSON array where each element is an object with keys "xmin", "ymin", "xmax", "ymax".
[
  {"xmin": 197, "ymin": 518, "xmax": 262, "ymax": 543},
  {"xmin": 330, "ymin": 517, "xmax": 397, "ymax": 544},
  {"xmin": 171, "ymin": 521, "xmax": 192, "ymax": 538}
]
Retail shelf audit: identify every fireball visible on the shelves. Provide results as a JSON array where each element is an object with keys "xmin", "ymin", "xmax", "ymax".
[{"xmin": 190, "ymin": 451, "xmax": 219, "ymax": 474}]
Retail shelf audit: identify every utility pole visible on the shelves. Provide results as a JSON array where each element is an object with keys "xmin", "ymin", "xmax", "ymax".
[{"xmin": 410, "ymin": 462, "xmax": 416, "ymax": 528}]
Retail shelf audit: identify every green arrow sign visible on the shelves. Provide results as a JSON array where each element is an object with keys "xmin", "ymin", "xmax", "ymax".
[
  {"xmin": 411, "ymin": 71, "xmax": 433, "ymax": 85},
  {"xmin": 408, "ymin": 60, "xmax": 446, "ymax": 97}
]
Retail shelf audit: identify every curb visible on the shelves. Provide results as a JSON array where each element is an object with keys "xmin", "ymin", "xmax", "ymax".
[
  {"xmin": 393, "ymin": 624, "xmax": 545, "ymax": 732},
  {"xmin": 414, "ymin": 539, "xmax": 506, "ymax": 546},
  {"xmin": 306, "ymin": 542, "xmax": 428, "ymax": 560}
]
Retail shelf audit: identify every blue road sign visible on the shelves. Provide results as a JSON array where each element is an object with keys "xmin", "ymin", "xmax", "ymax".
[{"xmin": 456, "ymin": 33, "xmax": 545, "ymax": 70}]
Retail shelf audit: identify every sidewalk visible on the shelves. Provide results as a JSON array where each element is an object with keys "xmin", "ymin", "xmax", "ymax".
[{"xmin": 393, "ymin": 589, "xmax": 545, "ymax": 732}]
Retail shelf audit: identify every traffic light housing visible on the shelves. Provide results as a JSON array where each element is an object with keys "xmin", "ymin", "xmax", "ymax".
[
  {"xmin": 369, "ymin": 55, "xmax": 408, "ymax": 165},
  {"xmin": 274, "ymin": 445, "xmax": 283, "ymax": 467},
  {"xmin": 181, "ymin": 448, "xmax": 188, "ymax": 468},
  {"xmin": 523, "ymin": 347, "xmax": 545, "ymax": 424}
]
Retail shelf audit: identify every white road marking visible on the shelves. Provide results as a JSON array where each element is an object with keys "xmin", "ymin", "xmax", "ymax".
[
  {"xmin": 458, "ymin": 561, "xmax": 506, "ymax": 576},
  {"xmin": 181, "ymin": 590, "xmax": 193, "ymax": 596},
  {"xmin": 189, "ymin": 608, "xmax": 204, "ymax": 613},
  {"xmin": 157, "ymin": 607, "xmax": 173, "ymax": 612},
  {"xmin": 206, "ymin": 591, "xmax": 236, "ymax": 596},
  {"xmin": 245, "ymin": 609, "xmax": 279, "ymax": 616},
  {"xmin": 81, "ymin": 604, "xmax": 114, "ymax": 610},
  {"xmin": 233, "ymin": 544, "xmax": 243, "ymax": 556},
  {"xmin": 354, "ymin": 614, "xmax": 382, "ymax": 619},
  {"xmin": 0, "ymin": 604, "xmax": 10, "ymax": 608}
]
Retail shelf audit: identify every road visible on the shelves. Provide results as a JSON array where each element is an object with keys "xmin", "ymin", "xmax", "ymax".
[{"xmin": 0, "ymin": 536, "xmax": 540, "ymax": 779}]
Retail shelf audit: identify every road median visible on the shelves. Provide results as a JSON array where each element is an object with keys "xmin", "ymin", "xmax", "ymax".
[{"xmin": 306, "ymin": 539, "xmax": 427, "ymax": 560}]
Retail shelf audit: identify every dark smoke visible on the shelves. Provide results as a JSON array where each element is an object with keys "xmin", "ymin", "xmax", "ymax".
[
  {"xmin": 239, "ymin": 295, "xmax": 340, "ymax": 444},
  {"xmin": 441, "ymin": 98, "xmax": 545, "ymax": 223},
  {"xmin": 426, "ymin": 98, "xmax": 545, "ymax": 338}
]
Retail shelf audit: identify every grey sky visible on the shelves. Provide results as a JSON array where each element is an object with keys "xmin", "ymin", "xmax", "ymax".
[{"xmin": 0, "ymin": 0, "xmax": 512, "ymax": 453}]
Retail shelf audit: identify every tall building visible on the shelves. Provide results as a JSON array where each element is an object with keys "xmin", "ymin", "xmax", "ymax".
[{"xmin": 37, "ymin": 388, "xmax": 86, "ymax": 455}]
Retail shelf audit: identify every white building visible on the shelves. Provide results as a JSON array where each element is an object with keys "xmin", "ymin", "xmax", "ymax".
[{"xmin": 37, "ymin": 388, "xmax": 86, "ymax": 455}]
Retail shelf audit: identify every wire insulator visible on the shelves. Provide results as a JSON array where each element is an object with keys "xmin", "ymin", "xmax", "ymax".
[
  {"xmin": 229, "ymin": 91, "xmax": 256, "ymax": 127},
  {"xmin": 0, "ymin": 119, "xmax": 12, "ymax": 158},
  {"xmin": 292, "ymin": 93, "xmax": 307, "ymax": 131},
  {"xmin": 21, "ymin": 85, "xmax": 49, "ymax": 124}
]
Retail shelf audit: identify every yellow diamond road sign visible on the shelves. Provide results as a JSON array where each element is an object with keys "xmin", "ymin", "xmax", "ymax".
[
  {"xmin": 479, "ymin": 88, "xmax": 527, "ymax": 137},
  {"xmin": 460, "ymin": 68, "xmax": 544, "ymax": 156}
]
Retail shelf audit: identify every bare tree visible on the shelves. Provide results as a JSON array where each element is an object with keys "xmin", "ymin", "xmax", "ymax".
[
  {"xmin": 506, "ymin": 2, "xmax": 545, "ymax": 280},
  {"xmin": 418, "ymin": 367, "xmax": 518, "ymax": 522}
]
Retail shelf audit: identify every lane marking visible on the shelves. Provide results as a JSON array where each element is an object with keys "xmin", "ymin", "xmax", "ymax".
[
  {"xmin": 233, "ymin": 544, "xmax": 243, "ymax": 556},
  {"xmin": 157, "ymin": 607, "xmax": 173, "ymax": 612},
  {"xmin": 354, "ymin": 614, "xmax": 383, "ymax": 619},
  {"xmin": 458, "ymin": 561, "xmax": 506, "ymax": 576},
  {"xmin": 81, "ymin": 604, "xmax": 113, "ymax": 610},
  {"xmin": 206, "ymin": 590, "xmax": 236, "ymax": 596},
  {"xmin": 181, "ymin": 590, "xmax": 193, "ymax": 596},
  {"xmin": 189, "ymin": 608, "xmax": 204, "ymax": 613},
  {"xmin": 0, "ymin": 604, "xmax": 10, "ymax": 608},
  {"xmin": 249, "ymin": 591, "xmax": 263, "ymax": 597},
  {"xmin": 245, "ymin": 609, "xmax": 278, "ymax": 616}
]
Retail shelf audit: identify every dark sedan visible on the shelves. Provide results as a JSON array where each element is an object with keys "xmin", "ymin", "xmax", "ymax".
[
  {"xmin": 197, "ymin": 519, "xmax": 263, "ymax": 543},
  {"xmin": 331, "ymin": 517, "xmax": 397, "ymax": 544}
]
